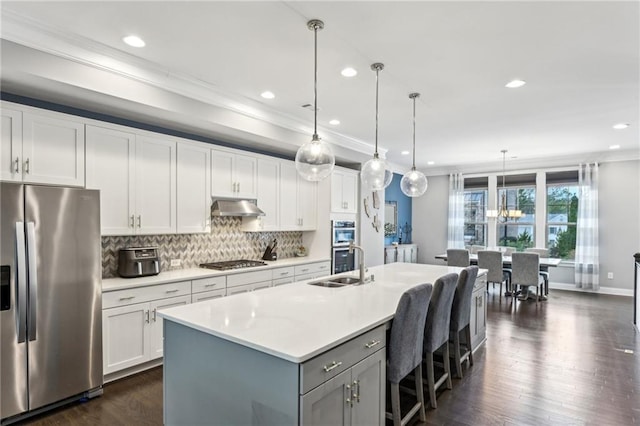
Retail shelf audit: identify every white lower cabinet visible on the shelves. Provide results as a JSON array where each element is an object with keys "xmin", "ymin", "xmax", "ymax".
[
  {"xmin": 384, "ymin": 244, "xmax": 418, "ymax": 264},
  {"xmin": 227, "ymin": 281, "xmax": 271, "ymax": 295},
  {"xmin": 300, "ymin": 326, "xmax": 386, "ymax": 425},
  {"xmin": 102, "ymin": 281, "xmax": 190, "ymax": 376},
  {"xmin": 470, "ymin": 275, "xmax": 487, "ymax": 351}
]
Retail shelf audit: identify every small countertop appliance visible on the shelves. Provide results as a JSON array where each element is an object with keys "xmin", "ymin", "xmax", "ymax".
[{"xmin": 118, "ymin": 247, "xmax": 161, "ymax": 278}]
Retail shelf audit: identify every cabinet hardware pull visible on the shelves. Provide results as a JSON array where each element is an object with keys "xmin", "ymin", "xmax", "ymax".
[
  {"xmin": 353, "ymin": 380, "xmax": 360, "ymax": 403},
  {"xmin": 145, "ymin": 310, "xmax": 150, "ymax": 323},
  {"xmin": 119, "ymin": 296, "xmax": 135, "ymax": 301},
  {"xmin": 323, "ymin": 361, "xmax": 342, "ymax": 372},
  {"xmin": 280, "ymin": 272, "xmax": 289, "ymax": 276},
  {"xmin": 14, "ymin": 157, "xmax": 19, "ymax": 173},
  {"xmin": 130, "ymin": 215, "xmax": 135, "ymax": 228},
  {"xmin": 204, "ymin": 283, "xmax": 218, "ymax": 288},
  {"xmin": 137, "ymin": 215, "xmax": 141, "ymax": 228},
  {"xmin": 152, "ymin": 308, "xmax": 157, "ymax": 322},
  {"xmin": 365, "ymin": 340, "xmax": 381, "ymax": 349},
  {"xmin": 24, "ymin": 158, "xmax": 30, "ymax": 174},
  {"xmin": 237, "ymin": 182, "xmax": 240, "ymax": 192},
  {"xmin": 166, "ymin": 289, "xmax": 179, "ymax": 293},
  {"xmin": 301, "ymin": 268, "xmax": 309, "ymax": 272},
  {"xmin": 345, "ymin": 384, "xmax": 352, "ymax": 406}
]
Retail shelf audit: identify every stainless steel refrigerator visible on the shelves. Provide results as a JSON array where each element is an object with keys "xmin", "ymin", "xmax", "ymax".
[{"xmin": 1, "ymin": 183, "xmax": 103, "ymax": 423}]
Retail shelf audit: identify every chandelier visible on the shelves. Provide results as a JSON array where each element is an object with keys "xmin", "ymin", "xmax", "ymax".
[{"xmin": 487, "ymin": 149, "xmax": 523, "ymax": 222}]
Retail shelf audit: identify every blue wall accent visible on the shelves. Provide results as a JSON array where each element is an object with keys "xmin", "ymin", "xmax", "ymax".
[{"xmin": 384, "ymin": 173, "xmax": 413, "ymax": 244}]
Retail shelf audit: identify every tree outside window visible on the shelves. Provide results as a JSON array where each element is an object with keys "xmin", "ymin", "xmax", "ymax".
[
  {"xmin": 497, "ymin": 187, "xmax": 535, "ymax": 251},
  {"xmin": 547, "ymin": 185, "xmax": 578, "ymax": 260}
]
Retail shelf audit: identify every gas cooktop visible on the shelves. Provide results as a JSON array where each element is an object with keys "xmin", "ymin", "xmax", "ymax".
[{"xmin": 199, "ymin": 259, "xmax": 267, "ymax": 271}]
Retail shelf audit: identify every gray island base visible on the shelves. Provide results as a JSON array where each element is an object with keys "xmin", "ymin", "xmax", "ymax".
[{"xmin": 160, "ymin": 263, "xmax": 487, "ymax": 425}]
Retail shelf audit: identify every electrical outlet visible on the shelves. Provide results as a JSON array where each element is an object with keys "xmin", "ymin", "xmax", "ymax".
[
  {"xmin": 170, "ymin": 259, "xmax": 182, "ymax": 267},
  {"xmin": 607, "ymin": 272, "xmax": 614, "ymax": 279}
]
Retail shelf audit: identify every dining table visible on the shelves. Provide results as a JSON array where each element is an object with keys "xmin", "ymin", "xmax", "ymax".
[{"xmin": 434, "ymin": 253, "xmax": 562, "ymax": 268}]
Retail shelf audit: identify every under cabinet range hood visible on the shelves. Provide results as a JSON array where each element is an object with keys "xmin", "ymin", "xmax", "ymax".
[{"xmin": 211, "ymin": 198, "xmax": 265, "ymax": 217}]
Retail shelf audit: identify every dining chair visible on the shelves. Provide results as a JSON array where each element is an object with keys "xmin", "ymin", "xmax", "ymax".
[
  {"xmin": 423, "ymin": 272, "xmax": 458, "ymax": 408},
  {"xmin": 386, "ymin": 283, "xmax": 433, "ymax": 426},
  {"xmin": 469, "ymin": 245, "xmax": 485, "ymax": 254},
  {"xmin": 447, "ymin": 249, "xmax": 470, "ymax": 267},
  {"xmin": 449, "ymin": 266, "xmax": 479, "ymax": 378},
  {"xmin": 525, "ymin": 248, "xmax": 550, "ymax": 295},
  {"xmin": 477, "ymin": 251, "xmax": 509, "ymax": 297},
  {"xmin": 511, "ymin": 252, "xmax": 545, "ymax": 303}
]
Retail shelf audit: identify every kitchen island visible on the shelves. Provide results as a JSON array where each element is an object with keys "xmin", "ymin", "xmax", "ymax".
[{"xmin": 159, "ymin": 263, "xmax": 487, "ymax": 425}]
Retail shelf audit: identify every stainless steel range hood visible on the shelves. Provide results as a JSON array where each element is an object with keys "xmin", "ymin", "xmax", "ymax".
[{"xmin": 211, "ymin": 198, "xmax": 265, "ymax": 217}]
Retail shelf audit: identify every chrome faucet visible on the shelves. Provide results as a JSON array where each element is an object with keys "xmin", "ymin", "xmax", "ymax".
[{"xmin": 349, "ymin": 242, "xmax": 366, "ymax": 283}]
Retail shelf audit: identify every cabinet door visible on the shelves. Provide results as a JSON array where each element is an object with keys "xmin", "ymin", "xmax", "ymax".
[
  {"xmin": 342, "ymin": 172, "xmax": 358, "ymax": 214},
  {"xmin": 177, "ymin": 142, "xmax": 211, "ymax": 233},
  {"xmin": 331, "ymin": 172, "xmax": 345, "ymax": 212},
  {"xmin": 211, "ymin": 149, "xmax": 235, "ymax": 197},
  {"xmin": 298, "ymin": 178, "xmax": 317, "ymax": 230},
  {"xmin": 149, "ymin": 295, "xmax": 191, "ymax": 359},
  {"xmin": 256, "ymin": 158, "xmax": 279, "ymax": 230},
  {"xmin": 86, "ymin": 125, "xmax": 136, "ymax": 236},
  {"xmin": 410, "ymin": 246, "xmax": 418, "ymax": 263},
  {"xmin": 384, "ymin": 248, "xmax": 397, "ymax": 264},
  {"xmin": 22, "ymin": 112, "xmax": 85, "ymax": 186},
  {"xmin": 135, "ymin": 135, "xmax": 176, "ymax": 234},
  {"xmin": 300, "ymin": 369, "xmax": 351, "ymax": 426},
  {"xmin": 234, "ymin": 154, "xmax": 257, "ymax": 198},
  {"xmin": 351, "ymin": 349, "xmax": 385, "ymax": 426},
  {"xmin": 279, "ymin": 162, "xmax": 298, "ymax": 230},
  {"xmin": 1, "ymin": 108, "xmax": 22, "ymax": 182},
  {"xmin": 102, "ymin": 302, "xmax": 150, "ymax": 375}
]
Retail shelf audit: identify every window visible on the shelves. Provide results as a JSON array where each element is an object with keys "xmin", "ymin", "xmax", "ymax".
[
  {"xmin": 496, "ymin": 186, "xmax": 535, "ymax": 250},
  {"xmin": 547, "ymin": 184, "xmax": 578, "ymax": 260},
  {"xmin": 464, "ymin": 189, "xmax": 487, "ymax": 246}
]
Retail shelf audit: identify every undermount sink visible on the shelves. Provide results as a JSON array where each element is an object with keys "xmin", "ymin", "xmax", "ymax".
[{"xmin": 307, "ymin": 276, "xmax": 362, "ymax": 288}]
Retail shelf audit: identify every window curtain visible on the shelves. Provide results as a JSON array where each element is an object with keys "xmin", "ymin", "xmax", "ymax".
[
  {"xmin": 575, "ymin": 163, "xmax": 599, "ymax": 290},
  {"xmin": 447, "ymin": 173, "xmax": 465, "ymax": 248}
]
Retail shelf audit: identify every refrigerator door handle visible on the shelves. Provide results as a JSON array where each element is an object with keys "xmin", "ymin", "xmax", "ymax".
[
  {"xmin": 16, "ymin": 221, "xmax": 27, "ymax": 343},
  {"xmin": 26, "ymin": 221, "xmax": 38, "ymax": 342}
]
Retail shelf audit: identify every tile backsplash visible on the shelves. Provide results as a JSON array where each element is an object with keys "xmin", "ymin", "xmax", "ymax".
[{"xmin": 101, "ymin": 217, "xmax": 303, "ymax": 278}]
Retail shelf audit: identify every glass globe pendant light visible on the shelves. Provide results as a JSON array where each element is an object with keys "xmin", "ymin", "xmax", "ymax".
[
  {"xmin": 295, "ymin": 19, "xmax": 335, "ymax": 182},
  {"xmin": 400, "ymin": 93, "xmax": 428, "ymax": 197},
  {"xmin": 361, "ymin": 63, "xmax": 393, "ymax": 191}
]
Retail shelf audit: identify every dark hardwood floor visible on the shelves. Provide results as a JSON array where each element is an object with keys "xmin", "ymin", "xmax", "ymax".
[{"xmin": 20, "ymin": 289, "xmax": 639, "ymax": 425}]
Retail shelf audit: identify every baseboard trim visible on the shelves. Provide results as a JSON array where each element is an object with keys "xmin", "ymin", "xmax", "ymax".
[{"xmin": 550, "ymin": 282, "xmax": 633, "ymax": 297}]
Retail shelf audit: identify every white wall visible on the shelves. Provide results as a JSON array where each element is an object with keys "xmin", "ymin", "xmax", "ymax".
[
  {"xmin": 413, "ymin": 159, "xmax": 640, "ymax": 293},
  {"xmin": 359, "ymin": 189, "xmax": 385, "ymax": 267}
]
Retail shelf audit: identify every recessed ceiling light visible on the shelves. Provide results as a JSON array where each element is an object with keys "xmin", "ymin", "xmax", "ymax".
[
  {"xmin": 329, "ymin": 119, "xmax": 340, "ymax": 125},
  {"xmin": 123, "ymin": 35, "xmax": 145, "ymax": 48},
  {"xmin": 341, "ymin": 67, "xmax": 357, "ymax": 77},
  {"xmin": 609, "ymin": 144, "xmax": 621, "ymax": 150},
  {"xmin": 612, "ymin": 123, "xmax": 629, "ymax": 130},
  {"xmin": 505, "ymin": 79, "xmax": 526, "ymax": 88},
  {"xmin": 427, "ymin": 161, "xmax": 435, "ymax": 165},
  {"xmin": 400, "ymin": 150, "xmax": 410, "ymax": 155},
  {"xmin": 260, "ymin": 91, "xmax": 275, "ymax": 99}
]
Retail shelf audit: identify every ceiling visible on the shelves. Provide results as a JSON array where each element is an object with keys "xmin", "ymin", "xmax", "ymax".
[{"xmin": 1, "ymin": 1, "xmax": 638, "ymax": 174}]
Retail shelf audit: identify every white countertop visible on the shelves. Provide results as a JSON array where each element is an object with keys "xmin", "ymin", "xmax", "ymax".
[
  {"xmin": 102, "ymin": 256, "xmax": 330, "ymax": 292},
  {"xmin": 159, "ymin": 263, "xmax": 482, "ymax": 363}
]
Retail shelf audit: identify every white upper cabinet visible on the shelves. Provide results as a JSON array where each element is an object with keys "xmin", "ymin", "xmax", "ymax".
[
  {"xmin": 86, "ymin": 124, "xmax": 176, "ymax": 236},
  {"xmin": 211, "ymin": 148, "xmax": 257, "ymax": 198},
  {"xmin": 279, "ymin": 161, "xmax": 317, "ymax": 231},
  {"xmin": 1, "ymin": 104, "xmax": 85, "ymax": 186},
  {"xmin": 331, "ymin": 168, "xmax": 358, "ymax": 214},
  {"xmin": 177, "ymin": 141, "xmax": 211, "ymax": 234},
  {"xmin": 86, "ymin": 125, "xmax": 136, "ymax": 235},
  {"xmin": 135, "ymin": 135, "xmax": 177, "ymax": 235}
]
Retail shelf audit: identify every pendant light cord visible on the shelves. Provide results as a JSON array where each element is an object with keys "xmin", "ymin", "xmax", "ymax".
[
  {"xmin": 313, "ymin": 23, "xmax": 319, "ymax": 140},
  {"xmin": 374, "ymin": 67, "xmax": 379, "ymax": 156},
  {"xmin": 412, "ymin": 95, "xmax": 417, "ymax": 169}
]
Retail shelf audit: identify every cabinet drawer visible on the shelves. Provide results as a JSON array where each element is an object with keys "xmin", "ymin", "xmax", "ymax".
[
  {"xmin": 474, "ymin": 275, "xmax": 487, "ymax": 291},
  {"xmin": 227, "ymin": 270, "xmax": 272, "ymax": 288},
  {"xmin": 103, "ymin": 281, "xmax": 191, "ymax": 309},
  {"xmin": 272, "ymin": 266, "xmax": 295, "ymax": 280},
  {"xmin": 226, "ymin": 281, "xmax": 271, "ymax": 296},
  {"xmin": 300, "ymin": 325, "xmax": 386, "ymax": 394},
  {"xmin": 192, "ymin": 288, "xmax": 226, "ymax": 303},
  {"xmin": 192, "ymin": 276, "xmax": 226, "ymax": 294},
  {"xmin": 273, "ymin": 277, "xmax": 294, "ymax": 286},
  {"xmin": 294, "ymin": 261, "xmax": 330, "ymax": 277}
]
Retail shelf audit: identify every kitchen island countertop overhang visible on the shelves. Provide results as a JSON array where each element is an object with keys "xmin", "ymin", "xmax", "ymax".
[{"xmin": 159, "ymin": 263, "xmax": 486, "ymax": 363}]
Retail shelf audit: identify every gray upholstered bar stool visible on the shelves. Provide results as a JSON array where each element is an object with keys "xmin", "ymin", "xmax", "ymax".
[
  {"xmin": 511, "ymin": 252, "xmax": 545, "ymax": 304},
  {"xmin": 386, "ymin": 283, "xmax": 433, "ymax": 426},
  {"xmin": 477, "ymin": 250, "xmax": 509, "ymax": 297},
  {"xmin": 449, "ymin": 266, "xmax": 479, "ymax": 378},
  {"xmin": 423, "ymin": 272, "xmax": 459, "ymax": 408},
  {"xmin": 446, "ymin": 249, "xmax": 470, "ymax": 267},
  {"xmin": 525, "ymin": 247, "xmax": 550, "ymax": 295}
]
